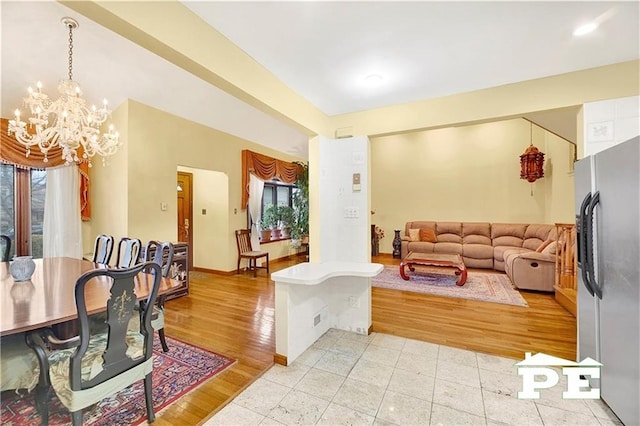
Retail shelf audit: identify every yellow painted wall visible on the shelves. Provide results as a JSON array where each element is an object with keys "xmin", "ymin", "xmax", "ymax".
[
  {"xmin": 84, "ymin": 101, "xmax": 129, "ymax": 257},
  {"xmin": 543, "ymin": 133, "xmax": 575, "ymax": 224},
  {"xmin": 370, "ymin": 119, "xmax": 573, "ymax": 253},
  {"xmin": 86, "ymin": 100, "xmax": 302, "ymax": 271}
]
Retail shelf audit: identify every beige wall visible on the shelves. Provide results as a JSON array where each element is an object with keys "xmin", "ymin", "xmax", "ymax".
[
  {"xmin": 85, "ymin": 100, "xmax": 302, "ymax": 271},
  {"xmin": 370, "ymin": 118, "xmax": 574, "ymax": 253},
  {"xmin": 543, "ymin": 132, "xmax": 575, "ymax": 224},
  {"xmin": 84, "ymin": 101, "xmax": 130, "ymax": 259}
]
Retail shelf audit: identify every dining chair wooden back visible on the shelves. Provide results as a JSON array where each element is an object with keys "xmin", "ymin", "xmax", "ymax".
[
  {"xmin": 115, "ymin": 237, "xmax": 142, "ymax": 268},
  {"xmin": 0, "ymin": 235, "xmax": 10, "ymax": 262},
  {"xmin": 92, "ymin": 234, "xmax": 114, "ymax": 265},
  {"xmin": 235, "ymin": 229, "xmax": 269, "ymax": 277},
  {"xmin": 144, "ymin": 241, "xmax": 174, "ymax": 278},
  {"xmin": 142, "ymin": 240, "xmax": 174, "ymax": 352},
  {"xmin": 28, "ymin": 262, "xmax": 162, "ymax": 425}
]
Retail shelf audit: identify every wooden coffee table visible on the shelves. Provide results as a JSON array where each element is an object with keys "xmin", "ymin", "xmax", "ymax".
[{"xmin": 399, "ymin": 252, "xmax": 468, "ymax": 286}]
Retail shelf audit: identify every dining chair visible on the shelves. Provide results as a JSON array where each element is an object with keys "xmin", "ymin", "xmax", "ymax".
[
  {"xmin": 27, "ymin": 262, "xmax": 162, "ymax": 426},
  {"xmin": 115, "ymin": 237, "xmax": 142, "ymax": 268},
  {"xmin": 1, "ymin": 234, "xmax": 11, "ymax": 262},
  {"xmin": 235, "ymin": 229, "xmax": 269, "ymax": 277},
  {"xmin": 92, "ymin": 234, "xmax": 114, "ymax": 265},
  {"xmin": 142, "ymin": 240, "xmax": 174, "ymax": 352}
]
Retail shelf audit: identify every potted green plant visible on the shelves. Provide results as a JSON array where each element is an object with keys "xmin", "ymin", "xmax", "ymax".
[
  {"xmin": 258, "ymin": 215, "xmax": 272, "ymax": 242},
  {"xmin": 262, "ymin": 204, "xmax": 280, "ymax": 240},
  {"xmin": 291, "ymin": 161, "xmax": 309, "ymax": 246},
  {"xmin": 279, "ymin": 205, "xmax": 295, "ymax": 239}
]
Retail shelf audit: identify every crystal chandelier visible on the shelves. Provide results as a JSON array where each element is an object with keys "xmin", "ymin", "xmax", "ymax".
[{"xmin": 8, "ymin": 17, "xmax": 120, "ymax": 166}]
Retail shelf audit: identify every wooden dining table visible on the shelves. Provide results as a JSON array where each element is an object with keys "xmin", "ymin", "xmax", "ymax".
[{"xmin": 1, "ymin": 257, "xmax": 181, "ymax": 337}]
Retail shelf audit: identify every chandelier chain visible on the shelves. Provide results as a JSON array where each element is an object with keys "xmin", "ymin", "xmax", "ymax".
[{"xmin": 68, "ymin": 23, "xmax": 74, "ymax": 80}]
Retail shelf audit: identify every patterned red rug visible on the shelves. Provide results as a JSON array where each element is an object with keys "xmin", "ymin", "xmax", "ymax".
[
  {"xmin": 1, "ymin": 336, "xmax": 236, "ymax": 425},
  {"xmin": 372, "ymin": 266, "xmax": 528, "ymax": 307}
]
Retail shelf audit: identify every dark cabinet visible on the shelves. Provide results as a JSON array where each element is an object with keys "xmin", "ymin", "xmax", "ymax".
[{"xmin": 142, "ymin": 241, "xmax": 189, "ymax": 300}]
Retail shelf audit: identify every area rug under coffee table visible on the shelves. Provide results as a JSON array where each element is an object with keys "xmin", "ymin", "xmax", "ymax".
[
  {"xmin": 1, "ymin": 336, "xmax": 236, "ymax": 425},
  {"xmin": 372, "ymin": 266, "xmax": 528, "ymax": 307}
]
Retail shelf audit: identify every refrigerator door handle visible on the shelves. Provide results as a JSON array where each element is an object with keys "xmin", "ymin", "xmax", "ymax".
[
  {"xmin": 579, "ymin": 192, "xmax": 595, "ymax": 297},
  {"xmin": 587, "ymin": 191, "xmax": 603, "ymax": 299}
]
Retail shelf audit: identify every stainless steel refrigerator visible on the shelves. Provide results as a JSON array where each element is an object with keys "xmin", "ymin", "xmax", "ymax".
[{"xmin": 575, "ymin": 137, "xmax": 639, "ymax": 426}]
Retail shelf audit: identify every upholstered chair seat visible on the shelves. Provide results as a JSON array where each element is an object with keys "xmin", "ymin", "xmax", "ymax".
[
  {"xmin": 0, "ymin": 333, "xmax": 40, "ymax": 393},
  {"xmin": 47, "ymin": 331, "xmax": 148, "ymax": 411}
]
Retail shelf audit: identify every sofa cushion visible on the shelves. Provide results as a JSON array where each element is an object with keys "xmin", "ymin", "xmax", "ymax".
[
  {"xmin": 463, "ymin": 257, "xmax": 494, "ymax": 269},
  {"xmin": 462, "ymin": 222, "xmax": 491, "ymax": 245},
  {"xmin": 419, "ymin": 229, "xmax": 437, "ymax": 243},
  {"xmin": 536, "ymin": 240, "xmax": 553, "ymax": 253},
  {"xmin": 436, "ymin": 222, "xmax": 462, "ymax": 243},
  {"xmin": 463, "ymin": 244, "xmax": 494, "ymax": 260},
  {"xmin": 407, "ymin": 241, "xmax": 435, "ymax": 254},
  {"xmin": 523, "ymin": 224, "xmax": 555, "ymax": 250},
  {"xmin": 405, "ymin": 221, "xmax": 436, "ymax": 236},
  {"xmin": 434, "ymin": 242, "xmax": 462, "ymax": 255},
  {"xmin": 541, "ymin": 241, "xmax": 558, "ymax": 255},
  {"xmin": 408, "ymin": 229, "xmax": 420, "ymax": 242},
  {"xmin": 495, "ymin": 246, "xmax": 529, "ymax": 262},
  {"xmin": 493, "ymin": 235, "xmax": 524, "ymax": 248},
  {"xmin": 492, "ymin": 223, "xmax": 526, "ymax": 241},
  {"xmin": 503, "ymin": 248, "xmax": 531, "ymax": 260}
]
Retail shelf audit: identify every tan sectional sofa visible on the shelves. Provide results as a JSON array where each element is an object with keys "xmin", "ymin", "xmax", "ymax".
[{"xmin": 401, "ymin": 221, "xmax": 558, "ymax": 292}]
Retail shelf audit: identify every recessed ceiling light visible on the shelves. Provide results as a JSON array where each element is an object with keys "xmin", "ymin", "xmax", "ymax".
[
  {"xmin": 362, "ymin": 74, "xmax": 384, "ymax": 88},
  {"xmin": 574, "ymin": 22, "xmax": 598, "ymax": 36}
]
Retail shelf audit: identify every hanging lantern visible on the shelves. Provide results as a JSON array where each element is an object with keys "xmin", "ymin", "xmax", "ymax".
[{"xmin": 520, "ymin": 123, "xmax": 545, "ymax": 183}]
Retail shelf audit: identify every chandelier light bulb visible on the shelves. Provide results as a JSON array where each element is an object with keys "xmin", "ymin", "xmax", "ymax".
[{"xmin": 7, "ymin": 16, "xmax": 121, "ymax": 166}]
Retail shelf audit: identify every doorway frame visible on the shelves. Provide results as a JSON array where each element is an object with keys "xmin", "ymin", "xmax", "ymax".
[{"xmin": 177, "ymin": 171, "xmax": 194, "ymax": 271}]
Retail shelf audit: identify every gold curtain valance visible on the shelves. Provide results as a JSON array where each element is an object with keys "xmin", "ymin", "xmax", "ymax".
[
  {"xmin": 1, "ymin": 118, "xmax": 92, "ymax": 220},
  {"xmin": 1, "ymin": 118, "xmax": 65, "ymax": 168},
  {"xmin": 241, "ymin": 149, "xmax": 300, "ymax": 209}
]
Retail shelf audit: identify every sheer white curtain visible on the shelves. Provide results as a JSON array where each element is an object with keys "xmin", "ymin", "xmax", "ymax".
[
  {"xmin": 43, "ymin": 165, "xmax": 82, "ymax": 258},
  {"xmin": 248, "ymin": 174, "xmax": 265, "ymax": 251}
]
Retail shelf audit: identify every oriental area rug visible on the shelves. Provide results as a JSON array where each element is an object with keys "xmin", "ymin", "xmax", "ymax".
[
  {"xmin": 372, "ymin": 266, "xmax": 528, "ymax": 307},
  {"xmin": 1, "ymin": 337, "xmax": 236, "ymax": 425}
]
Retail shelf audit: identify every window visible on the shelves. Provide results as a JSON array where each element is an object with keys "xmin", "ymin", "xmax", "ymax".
[
  {"xmin": 262, "ymin": 181, "xmax": 293, "ymax": 212},
  {"xmin": 257, "ymin": 181, "xmax": 294, "ymax": 242},
  {"xmin": 0, "ymin": 164, "xmax": 46, "ymax": 258}
]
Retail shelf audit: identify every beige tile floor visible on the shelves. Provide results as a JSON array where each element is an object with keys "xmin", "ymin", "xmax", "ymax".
[{"xmin": 204, "ymin": 330, "xmax": 622, "ymax": 426}]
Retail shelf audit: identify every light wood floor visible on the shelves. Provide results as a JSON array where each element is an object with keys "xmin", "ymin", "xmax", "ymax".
[{"xmin": 159, "ymin": 254, "xmax": 576, "ymax": 425}]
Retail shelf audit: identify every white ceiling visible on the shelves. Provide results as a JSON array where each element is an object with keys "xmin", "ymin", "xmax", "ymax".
[
  {"xmin": 184, "ymin": 1, "xmax": 639, "ymax": 115},
  {"xmin": 1, "ymin": 1, "xmax": 309, "ymax": 158},
  {"xmin": 2, "ymin": 1, "xmax": 639, "ymax": 158}
]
